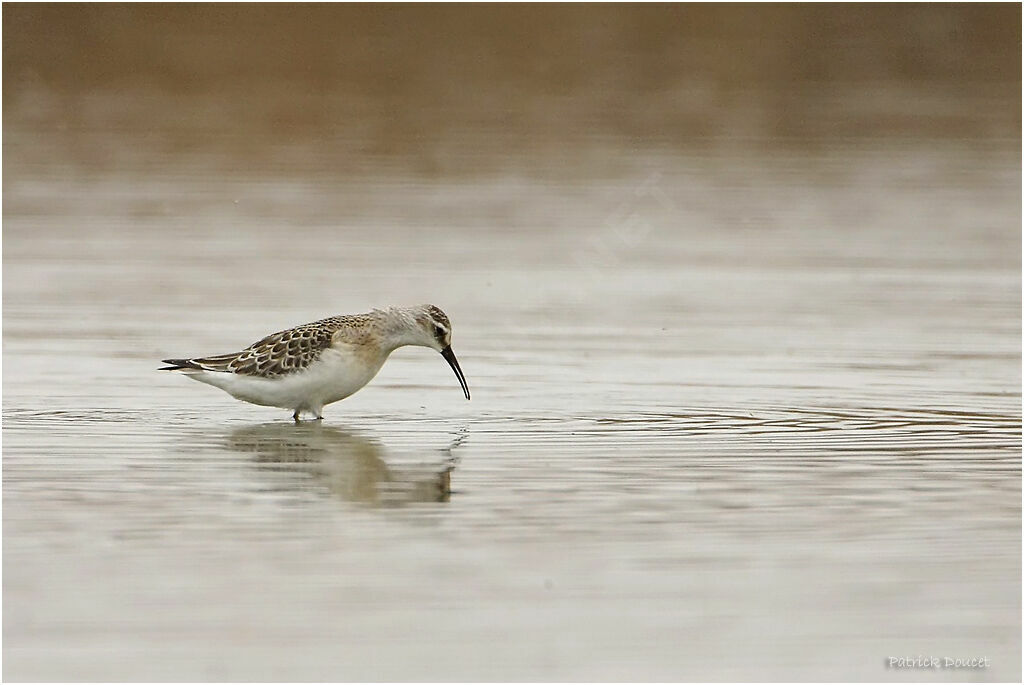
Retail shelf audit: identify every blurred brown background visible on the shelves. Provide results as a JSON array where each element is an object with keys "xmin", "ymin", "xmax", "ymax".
[{"xmin": 4, "ymin": 3, "xmax": 1020, "ymax": 177}]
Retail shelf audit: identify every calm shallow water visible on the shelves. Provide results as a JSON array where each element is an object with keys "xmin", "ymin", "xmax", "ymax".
[{"xmin": 3, "ymin": 139, "xmax": 1021, "ymax": 680}]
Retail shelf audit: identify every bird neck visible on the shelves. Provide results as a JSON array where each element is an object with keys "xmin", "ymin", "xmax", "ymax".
[{"xmin": 377, "ymin": 307, "xmax": 427, "ymax": 353}]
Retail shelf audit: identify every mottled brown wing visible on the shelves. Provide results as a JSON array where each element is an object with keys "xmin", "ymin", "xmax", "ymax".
[{"xmin": 191, "ymin": 316, "xmax": 347, "ymax": 377}]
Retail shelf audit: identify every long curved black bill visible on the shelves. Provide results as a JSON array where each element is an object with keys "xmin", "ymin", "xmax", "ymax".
[{"xmin": 440, "ymin": 346, "xmax": 470, "ymax": 400}]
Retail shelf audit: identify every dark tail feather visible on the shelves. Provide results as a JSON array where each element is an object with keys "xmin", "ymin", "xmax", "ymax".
[{"xmin": 159, "ymin": 358, "xmax": 201, "ymax": 371}]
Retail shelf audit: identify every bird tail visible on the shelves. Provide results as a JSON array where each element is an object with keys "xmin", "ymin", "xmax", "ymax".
[{"xmin": 159, "ymin": 358, "xmax": 203, "ymax": 371}]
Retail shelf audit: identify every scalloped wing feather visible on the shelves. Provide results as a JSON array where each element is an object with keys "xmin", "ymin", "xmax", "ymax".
[{"xmin": 189, "ymin": 316, "xmax": 361, "ymax": 378}]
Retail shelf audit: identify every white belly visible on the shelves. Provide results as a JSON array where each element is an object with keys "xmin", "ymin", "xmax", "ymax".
[{"xmin": 189, "ymin": 346, "xmax": 388, "ymax": 413}]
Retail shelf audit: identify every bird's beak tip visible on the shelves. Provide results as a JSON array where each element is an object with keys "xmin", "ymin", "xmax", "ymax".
[{"xmin": 440, "ymin": 345, "xmax": 471, "ymax": 402}]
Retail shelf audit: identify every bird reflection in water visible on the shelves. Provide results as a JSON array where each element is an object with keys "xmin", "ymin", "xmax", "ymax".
[{"xmin": 228, "ymin": 423, "xmax": 466, "ymax": 505}]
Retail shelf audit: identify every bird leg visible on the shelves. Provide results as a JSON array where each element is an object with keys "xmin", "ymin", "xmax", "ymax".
[{"xmin": 292, "ymin": 408, "xmax": 323, "ymax": 422}]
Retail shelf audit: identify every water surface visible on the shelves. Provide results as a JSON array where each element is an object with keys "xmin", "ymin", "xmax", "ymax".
[{"xmin": 3, "ymin": 5, "xmax": 1021, "ymax": 681}]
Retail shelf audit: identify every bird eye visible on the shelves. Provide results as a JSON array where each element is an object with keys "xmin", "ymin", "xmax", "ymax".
[{"xmin": 434, "ymin": 325, "xmax": 446, "ymax": 340}]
